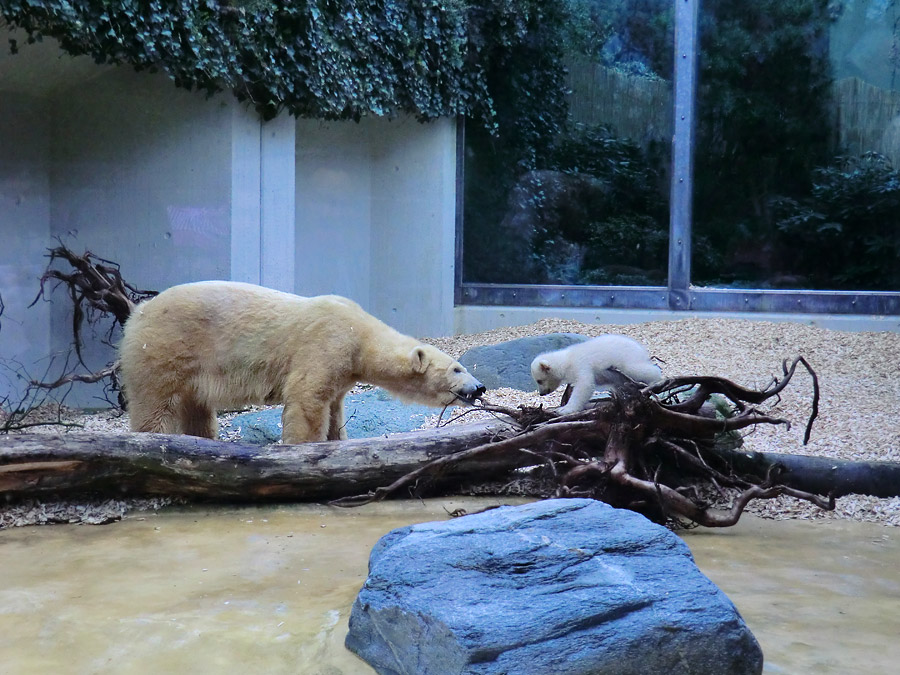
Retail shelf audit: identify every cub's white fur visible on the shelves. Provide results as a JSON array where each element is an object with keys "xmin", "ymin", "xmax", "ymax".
[{"xmin": 531, "ymin": 335, "xmax": 662, "ymax": 414}]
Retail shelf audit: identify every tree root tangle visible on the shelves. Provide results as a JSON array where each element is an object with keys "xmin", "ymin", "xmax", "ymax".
[{"xmin": 334, "ymin": 357, "xmax": 834, "ymax": 528}]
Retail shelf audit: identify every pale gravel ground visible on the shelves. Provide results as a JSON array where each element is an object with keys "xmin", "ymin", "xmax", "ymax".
[{"xmin": 3, "ymin": 317, "xmax": 899, "ymax": 527}]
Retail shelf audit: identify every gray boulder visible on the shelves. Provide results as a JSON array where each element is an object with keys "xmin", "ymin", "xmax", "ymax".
[
  {"xmin": 220, "ymin": 409, "xmax": 283, "ymax": 444},
  {"xmin": 346, "ymin": 498, "xmax": 763, "ymax": 675},
  {"xmin": 221, "ymin": 388, "xmax": 435, "ymax": 443},
  {"xmin": 459, "ymin": 333, "xmax": 588, "ymax": 392}
]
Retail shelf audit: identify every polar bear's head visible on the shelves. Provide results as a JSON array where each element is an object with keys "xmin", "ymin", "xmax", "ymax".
[
  {"xmin": 407, "ymin": 344, "xmax": 486, "ymax": 407},
  {"xmin": 531, "ymin": 354, "xmax": 563, "ymax": 395}
]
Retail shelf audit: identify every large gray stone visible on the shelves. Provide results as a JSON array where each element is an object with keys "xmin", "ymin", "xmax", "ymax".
[
  {"xmin": 346, "ymin": 498, "xmax": 763, "ymax": 675},
  {"xmin": 221, "ymin": 388, "xmax": 435, "ymax": 443},
  {"xmin": 459, "ymin": 333, "xmax": 588, "ymax": 392}
]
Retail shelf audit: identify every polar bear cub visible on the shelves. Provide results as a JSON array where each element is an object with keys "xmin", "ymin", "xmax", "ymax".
[
  {"xmin": 531, "ymin": 334, "xmax": 663, "ymax": 415},
  {"xmin": 119, "ymin": 281, "xmax": 485, "ymax": 444}
]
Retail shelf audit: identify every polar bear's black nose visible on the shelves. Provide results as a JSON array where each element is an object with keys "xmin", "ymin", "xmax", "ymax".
[{"xmin": 474, "ymin": 382, "xmax": 486, "ymax": 398}]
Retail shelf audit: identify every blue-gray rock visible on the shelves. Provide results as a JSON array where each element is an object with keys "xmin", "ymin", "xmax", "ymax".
[
  {"xmin": 341, "ymin": 388, "xmax": 435, "ymax": 437},
  {"xmin": 458, "ymin": 333, "xmax": 588, "ymax": 392},
  {"xmin": 221, "ymin": 388, "xmax": 435, "ymax": 443},
  {"xmin": 346, "ymin": 498, "xmax": 763, "ymax": 675},
  {"xmin": 220, "ymin": 408, "xmax": 284, "ymax": 444}
]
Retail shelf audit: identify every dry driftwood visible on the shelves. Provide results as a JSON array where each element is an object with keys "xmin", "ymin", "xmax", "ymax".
[
  {"xmin": 2, "ymin": 373, "xmax": 899, "ymax": 527},
  {"xmin": 2, "ymin": 358, "xmax": 899, "ymax": 523},
  {"xmin": 0, "ymin": 408, "xmax": 897, "ymax": 519},
  {"xmin": 331, "ymin": 356, "xmax": 847, "ymax": 527},
  {"xmin": 0, "ymin": 422, "xmax": 523, "ymax": 501},
  {"xmin": 31, "ymin": 244, "xmax": 155, "ymax": 337},
  {"xmin": 1, "ymin": 245, "xmax": 153, "ymax": 432},
  {"xmin": 26, "ymin": 244, "xmax": 156, "ymax": 397}
]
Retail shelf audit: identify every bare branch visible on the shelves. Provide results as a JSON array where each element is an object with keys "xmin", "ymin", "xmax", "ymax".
[{"xmin": 30, "ymin": 363, "xmax": 119, "ymax": 390}]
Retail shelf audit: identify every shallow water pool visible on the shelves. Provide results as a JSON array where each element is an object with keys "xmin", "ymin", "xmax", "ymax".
[{"xmin": 2, "ymin": 499, "xmax": 898, "ymax": 674}]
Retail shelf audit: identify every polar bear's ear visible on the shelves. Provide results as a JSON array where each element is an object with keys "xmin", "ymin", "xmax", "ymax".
[
  {"xmin": 537, "ymin": 360, "xmax": 552, "ymax": 373},
  {"xmin": 410, "ymin": 346, "xmax": 429, "ymax": 373}
]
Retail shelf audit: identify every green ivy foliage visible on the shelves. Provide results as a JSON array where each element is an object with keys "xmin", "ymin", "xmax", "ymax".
[{"xmin": 0, "ymin": 0, "xmax": 566, "ymax": 128}]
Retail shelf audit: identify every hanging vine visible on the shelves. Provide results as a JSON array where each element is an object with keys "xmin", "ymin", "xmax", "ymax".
[{"xmin": 0, "ymin": 0, "xmax": 571, "ymax": 134}]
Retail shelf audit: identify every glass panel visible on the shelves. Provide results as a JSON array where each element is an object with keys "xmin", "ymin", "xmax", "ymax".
[
  {"xmin": 462, "ymin": 0, "xmax": 674, "ymax": 287},
  {"xmin": 694, "ymin": 0, "xmax": 900, "ymax": 291}
]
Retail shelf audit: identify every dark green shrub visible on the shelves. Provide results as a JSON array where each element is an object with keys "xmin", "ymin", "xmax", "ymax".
[
  {"xmin": 467, "ymin": 125, "xmax": 670, "ymax": 285},
  {"xmin": 691, "ymin": 0, "xmax": 836, "ymax": 284},
  {"xmin": 773, "ymin": 152, "xmax": 900, "ymax": 290}
]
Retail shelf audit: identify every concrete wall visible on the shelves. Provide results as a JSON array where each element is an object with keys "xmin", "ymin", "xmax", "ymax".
[
  {"xmin": 38, "ymin": 67, "xmax": 235, "ymax": 406},
  {"xmin": 295, "ymin": 116, "xmax": 457, "ymax": 338},
  {"xmin": 0, "ymin": 32, "xmax": 459, "ymax": 408},
  {"xmin": 454, "ymin": 306, "xmax": 900, "ymax": 334},
  {"xmin": 0, "ymin": 95, "xmax": 51, "ymax": 403}
]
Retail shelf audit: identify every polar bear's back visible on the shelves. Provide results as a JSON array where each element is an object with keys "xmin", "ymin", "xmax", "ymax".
[
  {"xmin": 124, "ymin": 280, "xmax": 361, "ymax": 341},
  {"xmin": 119, "ymin": 281, "xmax": 368, "ymax": 410},
  {"xmin": 134, "ymin": 279, "xmax": 355, "ymax": 319},
  {"xmin": 564, "ymin": 334, "xmax": 662, "ymax": 386},
  {"xmin": 568, "ymin": 334, "xmax": 652, "ymax": 365}
]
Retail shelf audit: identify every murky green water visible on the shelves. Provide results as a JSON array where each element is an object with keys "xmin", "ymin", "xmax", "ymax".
[{"xmin": 2, "ymin": 499, "xmax": 898, "ymax": 674}]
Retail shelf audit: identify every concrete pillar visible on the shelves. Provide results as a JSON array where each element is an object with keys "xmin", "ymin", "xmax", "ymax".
[
  {"xmin": 229, "ymin": 105, "xmax": 296, "ymax": 292},
  {"xmin": 370, "ymin": 116, "xmax": 457, "ymax": 337},
  {"xmin": 260, "ymin": 114, "xmax": 296, "ymax": 292},
  {"xmin": 229, "ymin": 102, "xmax": 262, "ymax": 284}
]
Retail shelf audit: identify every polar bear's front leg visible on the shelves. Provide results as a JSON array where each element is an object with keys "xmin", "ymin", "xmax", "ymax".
[
  {"xmin": 282, "ymin": 400, "xmax": 331, "ymax": 444},
  {"xmin": 281, "ymin": 370, "xmax": 347, "ymax": 443},
  {"xmin": 556, "ymin": 367, "xmax": 596, "ymax": 415}
]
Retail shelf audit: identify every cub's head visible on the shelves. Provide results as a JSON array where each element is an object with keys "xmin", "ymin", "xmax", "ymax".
[
  {"xmin": 531, "ymin": 355, "xmax": 563, "ymax": 395},
  {"xmin": 408, "ymin": 345, "xmax": 485, "ymax": 408}
]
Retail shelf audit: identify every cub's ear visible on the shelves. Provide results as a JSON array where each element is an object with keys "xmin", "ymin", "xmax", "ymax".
[
  {"xmin": 410, "ymin": 346, "xmax": 429, "ymax": 373},
  {"xmin": 538, "ymin": 360, "xmax": 552, "ymax": 373}
]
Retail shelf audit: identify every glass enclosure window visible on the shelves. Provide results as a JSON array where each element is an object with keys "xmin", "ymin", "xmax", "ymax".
[
  {"xmin": 694, "ymin": 0, "xmax": 900, "ymax": 292},
  {"xmin": 462, "ymin": 0, "xmax": 674, "ymax": 287}
]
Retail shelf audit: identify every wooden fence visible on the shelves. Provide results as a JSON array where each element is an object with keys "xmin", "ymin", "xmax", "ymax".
[
  {"xmin": 834, "ymin": 76, "xmax": 900, "ymax": 166},
  {"xmin": 566, "ymin": 60, "xmax": 900, "ymax": 167},
  {"xmin": 565, "ymin": 59, "xmax": 672, "ymax": 147}
]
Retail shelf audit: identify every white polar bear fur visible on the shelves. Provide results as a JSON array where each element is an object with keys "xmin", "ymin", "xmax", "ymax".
[
  {"xmin": 119, "ymin": 281, "xmax": 485, "ymax": 444},
  {"xmin": 531, "ymin": 334, "xmax": 663, "ymax": 415}
]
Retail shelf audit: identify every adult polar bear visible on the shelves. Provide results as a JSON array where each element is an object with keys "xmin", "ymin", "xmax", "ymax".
[
  {"xmin": 531, "ymin": 334, "xmax": 663, "ymax": 415},
  {"xmin": 119, "ymin": 281, "xmax": 485, "ymax": 444}
]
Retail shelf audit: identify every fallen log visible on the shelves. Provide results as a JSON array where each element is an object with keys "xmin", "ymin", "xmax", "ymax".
[
  {"xmin": 2, "ymin": 421, "xmax": 900, "ymax": 507},
  {"xmin": 0, "ymin": 421, "xmax": 523, "ymax": 502},
  {"xmin": 4, "ymin": 357, "xmax": 899, "ymax": 526},
  {"xmin": 721, "ymin": 449, "xmax": 900, "ymax": 500}
]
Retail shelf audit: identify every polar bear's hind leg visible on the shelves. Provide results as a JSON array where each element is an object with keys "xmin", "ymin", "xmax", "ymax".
[
  {"xmin": 627, "ymin": 361, "xmax": 663, "ymax": 385},
  {"xmin": 327, "ymin": 394, "xmax": 349, "ymax": 441},
  {"xmin": 128, "ymin": 394, "xmax": 180, "ymax": 435},
  {"xmin": 178, "ymin": 392, "xmax": 217, "ymax": 439}
]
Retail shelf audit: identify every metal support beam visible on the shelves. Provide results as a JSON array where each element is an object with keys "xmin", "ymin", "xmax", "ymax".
[{"xmin": 668, "ymin": 0, "xmax": 700, "ymax": 310}]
